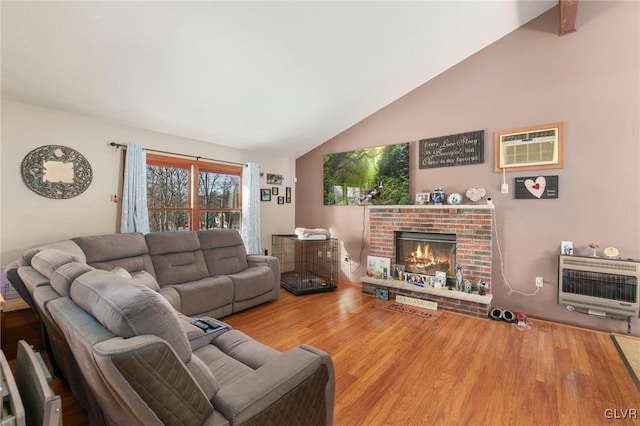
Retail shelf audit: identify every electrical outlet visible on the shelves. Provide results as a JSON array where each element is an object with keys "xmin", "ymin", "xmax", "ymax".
[
  {"xmin": 535, "ymin": 277, "xmax": 544, "ymax": 287},
  {"xmin": 501, "ymin": 183, "xmax": 509, "ymax": 194}
]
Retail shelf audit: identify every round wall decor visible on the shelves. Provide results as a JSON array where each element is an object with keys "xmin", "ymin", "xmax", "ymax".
[{"xmin": 21, "ymin": 145, "xmax": 93, "ymax": 199}]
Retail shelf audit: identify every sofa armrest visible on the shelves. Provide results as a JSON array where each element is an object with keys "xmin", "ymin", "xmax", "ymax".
[
  {"xmin": 247, "ymin": 255, "xmax": 281, "ymax": 301},
  {"xmin": 6, "ymin": 262, "xmax": 37, "ymax": 311},
  {"xmin": 246, "ymin": 255, "xmax": 277, "ymax": 269},
  {"xmin": 159, "ymin": 286, "xmax": 182, "ymax": 311},
  {"xmin": 212, "ymin": 346, "xmax": 334, "ymax": 425},
  {"xmin": 95, "ymin": 335, "xmax": 215, "ymax": 425}
]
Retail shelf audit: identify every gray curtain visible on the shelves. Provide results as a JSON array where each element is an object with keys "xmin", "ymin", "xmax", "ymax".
[
  {"xmin": 241, "ymin": 162, "xmax": 261, "ymax": 254},
  {"xmin": 120, "ymin": 143, "xmax": 150, "ymax": 234}
]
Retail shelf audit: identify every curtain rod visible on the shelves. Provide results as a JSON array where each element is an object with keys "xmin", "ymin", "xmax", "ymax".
[{"xmin": 109, "ymin": 142, "xmax": 247, "ymax": 167}]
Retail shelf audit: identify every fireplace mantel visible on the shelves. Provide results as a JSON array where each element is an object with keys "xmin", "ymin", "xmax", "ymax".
[{"xmin": 367, "ymin": 204, "xmax": 494, "ymax": 210}]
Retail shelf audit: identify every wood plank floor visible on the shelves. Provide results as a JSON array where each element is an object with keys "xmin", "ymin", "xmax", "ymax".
[
  {"xmin": 223, "ymin": 283, "xmax": 640, "ymax": 426},
  {"xmin": 38, "ymin": 282, "xmax": 640, "ymax": 425}
]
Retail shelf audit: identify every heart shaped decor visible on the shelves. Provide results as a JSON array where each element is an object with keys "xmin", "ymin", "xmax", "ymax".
[
  {"xmin": 465, "ymin": 187, "xmax": 486, "ymax": 202},
  {"xmin": 524, "ymin": 177, "xmax": 546, "ymax": 198}
]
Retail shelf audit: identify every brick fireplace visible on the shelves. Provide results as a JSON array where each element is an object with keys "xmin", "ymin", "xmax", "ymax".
[{"xmin": 362, "ymin": 205, "xmax": 494, "ymax": 317}]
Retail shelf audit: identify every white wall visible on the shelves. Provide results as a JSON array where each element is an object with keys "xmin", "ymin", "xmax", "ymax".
[{"xmin": 0, "ymin": 99, "xmax": 295, "ymax": 264}]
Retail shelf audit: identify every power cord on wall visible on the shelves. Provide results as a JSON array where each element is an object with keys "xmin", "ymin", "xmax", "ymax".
[
  {"xmin": 349, "ymin": 205, "xmax": 368, "ymax": 279},
  {"xmin": 492, "ymin": 207, "xmax": 541, "ymax": 297}
]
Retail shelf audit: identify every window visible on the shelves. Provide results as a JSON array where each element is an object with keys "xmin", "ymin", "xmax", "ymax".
[{"xmin": 146, "ymin": 154, "xmax": 241, "ymax": 232}]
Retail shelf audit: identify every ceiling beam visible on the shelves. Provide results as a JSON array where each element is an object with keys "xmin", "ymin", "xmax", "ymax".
[{"xmin": 559, "ymin": 0, "xmax": 579, "ymax": 36}]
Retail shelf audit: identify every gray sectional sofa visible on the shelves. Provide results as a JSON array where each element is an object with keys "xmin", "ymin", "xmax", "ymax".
[{"xmin": 7, "ymin": 229, "xmax": 334, "ymax": 425}]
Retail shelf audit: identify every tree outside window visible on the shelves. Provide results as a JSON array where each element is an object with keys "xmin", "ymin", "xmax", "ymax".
[{"xmin": 146, "ymin": 154, "xmax": 241, "ymax": 232}]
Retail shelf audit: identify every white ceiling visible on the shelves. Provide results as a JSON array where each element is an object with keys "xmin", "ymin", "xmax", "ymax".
[{"xmin": 1, "ymin": 1, "xmax": 557, "ymax": 158}]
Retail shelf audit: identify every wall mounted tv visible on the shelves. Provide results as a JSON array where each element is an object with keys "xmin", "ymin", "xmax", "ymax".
[{"xmin": 323, "ymin": 142, "xmax": 410, "ymax": 206}]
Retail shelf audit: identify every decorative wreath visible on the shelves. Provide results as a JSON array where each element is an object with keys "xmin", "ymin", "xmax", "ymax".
[{"xmin": 21, "ymin": 145, "xmax": 93, "ymax": 199}]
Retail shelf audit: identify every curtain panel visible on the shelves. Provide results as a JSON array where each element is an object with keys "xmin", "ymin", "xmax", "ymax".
[
  {"xmin": 120, "ymin": 143, "xmax": 150, "ymax": 234},
  {"xmin": 241, "ymin": 162, "xmax": 261, "ymax": 254}
]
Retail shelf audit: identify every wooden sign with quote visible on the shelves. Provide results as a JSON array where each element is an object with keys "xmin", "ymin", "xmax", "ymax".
[
  {"xmin": 419, "ymin": 130, "xmax": 484, "ymax": 169},
  {"xmin": 514, "ymin": 175, "xmax": 559, "ymax": 199}
]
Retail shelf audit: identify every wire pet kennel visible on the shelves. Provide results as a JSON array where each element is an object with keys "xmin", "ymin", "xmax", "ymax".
[{"xmin": 272, "ymin": 235, "xmax": 338, "ymax": 295}]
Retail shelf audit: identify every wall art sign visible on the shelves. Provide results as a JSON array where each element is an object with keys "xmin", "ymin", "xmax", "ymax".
[
  {"xmin": 21, "ymin": 145, "xmax": 93, "ymax": 199},
  {"xmin": 495, "ymin": 122, "xmax": 563, "ymax": 172},
  {"xmin": 419, "ymin": 130, "xmax": 484, "ymax": 169},
  {"xmin": 514, "ymin": 175, "xmax": 559, "ymax": 199}
]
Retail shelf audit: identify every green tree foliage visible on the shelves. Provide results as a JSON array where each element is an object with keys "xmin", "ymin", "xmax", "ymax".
[{"xmin": 324, "ymin": 143, "xmax": 409, "ymax": 205}]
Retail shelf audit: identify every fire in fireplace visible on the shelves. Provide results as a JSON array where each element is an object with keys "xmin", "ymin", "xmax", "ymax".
[{"xmin": 395, "ymin": 231, "xmax": 456, "ymax": 277}]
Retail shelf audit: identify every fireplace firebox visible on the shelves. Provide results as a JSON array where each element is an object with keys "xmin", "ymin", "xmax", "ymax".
[{"xmin": 395, "ymin": 231, "xmax": 456, "ymax": 279}]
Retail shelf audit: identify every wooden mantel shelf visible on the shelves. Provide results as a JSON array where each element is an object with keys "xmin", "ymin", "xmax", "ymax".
[{"xmin": 367, "ymin": 204, "xmax": 494, "ymax": 210}]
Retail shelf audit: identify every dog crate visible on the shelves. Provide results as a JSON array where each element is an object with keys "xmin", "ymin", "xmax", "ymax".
[{"xmin": 272, "ymin": 234, "xmax": 338, "ymax": 295}]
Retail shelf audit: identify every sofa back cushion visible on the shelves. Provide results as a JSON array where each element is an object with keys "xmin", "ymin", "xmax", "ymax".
[
  {"xmin": 73, "ymin": 233, "xmax": 155, "ymax": 277},
  {"xmin": 146, "ymin": 232, "xmax": 209, "ymax": 286},
  {"xmin": 31, "ymin": 248, "xmax": 82, "ymax": 279},
  {"xmin": 70, "ymin": 269, "xmax": 191, "ymax": 362},
  {"xmin": 50, "ymin": 262, "xmax": 95, "ymax": 297},
  {"xmin": 18, "ymin": 240, "xmax": 87, "ymax": 267},
  {"xmin": 198, "ymin": 230, "xmax": 249, "ymax": 275}
]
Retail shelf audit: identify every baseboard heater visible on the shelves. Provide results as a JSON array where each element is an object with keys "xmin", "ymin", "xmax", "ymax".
[{"xmin": 558, "ymin": 255, "xmax": 640, "ymax": 319}]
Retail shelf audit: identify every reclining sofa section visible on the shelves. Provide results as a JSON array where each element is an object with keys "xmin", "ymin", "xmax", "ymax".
[{"xmin": 6, "ymin": 229, "xmax": 332, "ymax": 425}]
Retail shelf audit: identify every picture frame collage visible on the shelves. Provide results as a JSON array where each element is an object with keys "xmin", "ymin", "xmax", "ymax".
[{"xmin": 262, "ymin": 173, "xmax": 291, "ymax": 204}]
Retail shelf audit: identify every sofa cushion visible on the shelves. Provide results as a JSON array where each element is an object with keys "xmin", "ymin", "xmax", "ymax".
[
  {"xmin": 229, "ymin": 266, "xmax": 275, "ymax": 301},
  {"xmin": 198, "ymin": 230, "xmax": 249, "ymax": 275},
  {"xmin": 51, "ymin": 262, "xmax": 95, "ymax": 297},
  {"xmin": 70, "ymin": 269, "xmax": 192, "ymax": 363},
  {"xmin": 146, "ymin": 232, "xmax": 210, "ymax": 286},
  {"xmin": 18, "ymin": 240, "xmax": 86, "ymax": 267},
  {"xmin": 110, "ymin": 267, "xmax": 161, "ymax": 292},
  {"xmin": 166, "ymin": 276, "xmax": 234, "ymax": 316},
  {"xmin": 194, "ymin": 344, "xmax": 254, "ymax": 388},
  {"xmin": 31, "ymin": 249, "xmax": 81, "ymax": 279},
  {"xmin": 212, "ymin": 330, "xmax": 280, "ymax": 370},
  {"xmin": 73, "ymin": 233, "xmax": 155, "ymax": 277},
  {"xmin": 150, "ymin": 251, "xmax": 210, "ymax": 286},
  {"xmin": 146, "ymin": 231, "xmax": 201, "ymax": 255}
]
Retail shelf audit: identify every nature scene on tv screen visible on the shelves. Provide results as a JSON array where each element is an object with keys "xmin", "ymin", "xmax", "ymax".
[{"xmin": 323, "ymin": 142, "xmax": 410, "ymax": 205}]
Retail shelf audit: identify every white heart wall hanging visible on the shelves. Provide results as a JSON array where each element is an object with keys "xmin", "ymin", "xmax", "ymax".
[
  {"xmin": 524, "ymin": 176, "xmax": 546, "ymax": 198},
  {"xmin": 465, "ymin": 187, "xmax": 486, "ymax": 202}
]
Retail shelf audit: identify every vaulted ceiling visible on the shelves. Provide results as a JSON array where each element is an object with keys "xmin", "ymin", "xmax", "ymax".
[{"xmin": 1, "ymin": 1, "xmax": 558, "ymax": 158}]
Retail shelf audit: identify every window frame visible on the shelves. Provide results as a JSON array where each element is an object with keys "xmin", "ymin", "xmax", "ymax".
[{"xmin": 146, "ymin": 153, "xmax": 242, "ymax": 232}]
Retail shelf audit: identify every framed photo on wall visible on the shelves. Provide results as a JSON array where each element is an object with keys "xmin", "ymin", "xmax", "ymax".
[
  {"xmin": 494, "ymin": 122, "xmax": 563, "ymax": 172},
  {"xmin": 278, "ymin": 196, "xmax": 284, "ymax": 204},
  {"xmin": 261, "ymin": 189, "xmax": 271, "ymax": 201},
  {"xmin": 285, "ymin": 187, "xmax": 291, "ymax": 203},
  {"xmin": 272, "ymin": 187, "xmax": 279, "ymax": 195}
]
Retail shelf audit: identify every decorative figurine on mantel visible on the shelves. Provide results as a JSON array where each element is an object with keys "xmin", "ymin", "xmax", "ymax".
[
  {"xmin": 465, "ymin": 187, "xmax": 487, "ymax": 203},
  {"xmin": 589, "ymin": 242, "xmax": 600, "ymax": 257},
  {"xmin": 455, "ymin": 265, "xmax": 463, "ymax": 291},
  {"xmin": 432, "ymin": 187, "xmax": 445, "ymax": 204},
  {"xmin": 478, "ymin": 280, "xmax": 487, "ymax": 296},
  {"xmin": 464, "ymin": 280, "xmax": 473, "ymax": 293}
]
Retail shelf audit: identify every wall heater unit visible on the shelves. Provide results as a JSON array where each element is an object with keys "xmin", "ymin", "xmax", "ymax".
[{"xmin": 558, "ymin": 255, "xmax": 640, "ymax": 318}]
